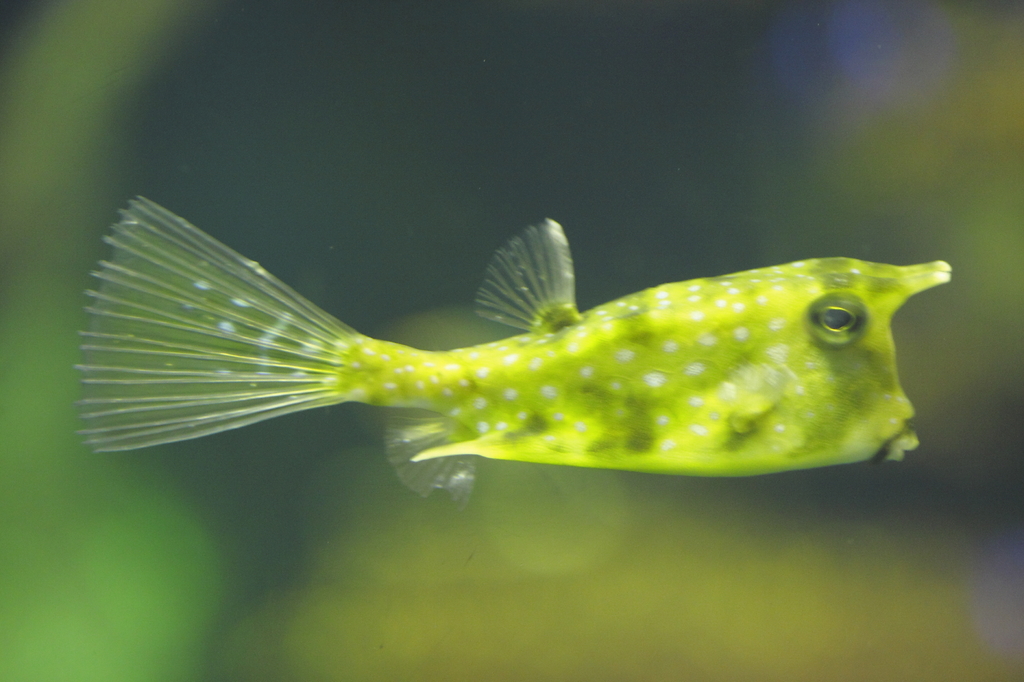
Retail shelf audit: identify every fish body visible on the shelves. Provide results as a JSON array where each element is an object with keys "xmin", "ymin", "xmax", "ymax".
[{"xmin": 78, "ymin": 199, "xmax": 950, "ymax": 503}]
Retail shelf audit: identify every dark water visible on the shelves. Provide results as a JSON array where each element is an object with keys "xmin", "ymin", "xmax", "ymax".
[{"xmin": 2, "ymin": 1, "xmax": 1024, "ymax": 680}]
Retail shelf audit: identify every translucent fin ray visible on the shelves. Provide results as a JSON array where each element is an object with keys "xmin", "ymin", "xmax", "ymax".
[
  {"xmin": 77, "ymin": 197, "xmax": 359, "ymax": 451},
  {"xmin": 385, "ymin": 410, "xmax": 476, "ymax": 507},
  {"xmin": 475, "ymin": 219, "xmax": 580, "ymax": 332}
]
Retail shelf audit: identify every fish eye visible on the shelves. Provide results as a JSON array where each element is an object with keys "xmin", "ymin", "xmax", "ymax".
[
  {"xmin": 821, "ymin": 306, "xmax": 854, "ymax": 331},
  {"xmin": 807, "ymin": 294, "xmax": 867, "ymax": 347}
]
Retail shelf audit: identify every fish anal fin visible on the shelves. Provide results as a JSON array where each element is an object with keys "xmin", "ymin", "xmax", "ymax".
[
  {"xmin": 474, "ymin": 219, "xmax": 581, "ymax": 333},
  {"xmin": 385, "ymin": 410, "xmax": 476, "ymax": 507}
]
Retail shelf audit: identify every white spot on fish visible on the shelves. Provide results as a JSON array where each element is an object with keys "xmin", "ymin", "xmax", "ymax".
[
  {"xmin": 217, "ymin": 321, "xmax": 236, "ymax": 333},
  {"xmin": 793, "ymin": 261, "xmax": 805, "ymax": 268},
  {"xmin": 732, "ymin": 302, "xmax": 745, "ymax": 313},
  {"xmin": 574, "ymin": 421, "xmax": 587, "ymax": 432},
  {"xmin": 768, "ymin": 318, "xmax": 786, "ymax": 331},
  {"xmin": 496, "ymin": 421, "xmax": 508, "ymax": 431},
  {"xmin": 727, "ymin": 288, "xmax": 740, "ymax": 295},
  {"xmin": 756, "ymin": 295, "xmax": 768, "ymax": 305},
  {"xmin": 529, "ymin": 357, "xmax": 543, "ymax": 370},
  {"xmin": 656, "ymin": 415, "xmax": 670, "ymax": 426},
  {"xmin": 383, "ymin": 382, "xmax": 397, "ymax": 390},
  {"xmin": 656, "ymin": 290, "xmax": 669, "ymax": 299},
  {"xmin": 688, "ymin": 396, "xmax": 704, "ymax": 407},
  {"xmin": 476, "ymin": 367, "xmax": 490, "ymax": 379},
  {"xmin": 380, "ymin": 354, "xmax": 391, "ymax": 362},
  {"xmin": 660, "ymin": 439, "xmax": 677, "ymax": 451},
  {"xmin": 449, "ymin": 407, "xmax": 461, "ymax": 416},
  {"xmin": 567, "ymin": 342, "xmax": 579, "ymax": 353},
  {"xmin": 684, "ymin": 362, "xmax": 705, "ymax": 376},
  {"xmin": 733, "ymin": 326, "xmax": 750, "ymax": 342},
  {"xmin": 541, "ymin": 385, "xmax": 558, "ymax": 399},
  {"xmin": 715, "ymin": 299, "xmax": 727, "ymax": 308},
  {"xmin": 473, "ymin": 397, "xmax": 487, "ymax": 409},
  {"xmin": 469, "ymin": 351, "xmax": 479, "ymax": 360},
  {"xmin": 415, "ymin": 380, "xmax": 424, "ymax": 390},
  {"xmin": 663, "ymin": 340, "xmax": 679, "ymax": 353},
  {"xmin": 444, "ymin": 363, "xmax": 460, "ymax": 371},
  {"xmin": 611, "ymin": 381, "xmax": 622, "ymax": 390},
  {"xmin": 643, "ymin": 371, "xmax": 668, "ymax": 387},
  {"xmin": 688, "ymin": 284, "xmax": 701, "ymax": 292},
  {"xmin": 580, "ymin": 366, "xmax": 594, "ymax": 378},
  {"xmin": 689, "ymin": 424, "xmax": 709, "ymax": 436},
  {"xmin": 615, "ymin": 349, "xmax": 635, "ymax": 363},
  {"xmin": 687, "ymin": 294, "xmax": 701, "ymax": 303},
  {"xmin": 503, "ymin": 354, "xmax": 519, "ymax": 365},
  {"xmin": 477, "ymin": 422, "xmax": 490, "ymax": 433},
  {"xmin": 459, "ymin": 379, "xmax": 470, "ymax": 387},
  {"xmin": 193, "ymin": 280, "xmax": 210, "ymax": 290},
  {"xmin": 774, "ymin": 423, "xmax": 786, "ymax": 433},
  {"xmin": 442, "ymin": 387, "xmax": 453, "ymax": 397},
  {"xmin": 504, "ymin": 388, "xmax": 519, "ymax": 400},
  {"xmin": 698, "ymin": 333, "xmax": 716, "ymax": 346},
  {"xmin": 517, "ymin": 411, "xmax": 528, "ymax": 420},
  {"xmin": 231, "ymin": 297, "xmax": 250, "ymax": 307},
  {"xmin": 690, "ymin": 310, "xmax": 705, "ymax": 321},
  {"xmin": 553, "ymin": 412, "xmax": 564, "ymax": 421}
]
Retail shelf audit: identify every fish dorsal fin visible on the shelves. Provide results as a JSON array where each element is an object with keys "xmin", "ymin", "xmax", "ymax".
[
  {"xmin": 385, "ymin": 410, "xmax": 476, "ymax": 507},
  {"xmin": 475, "ymin": 219, "xmax": 581, "ymax": 333}
]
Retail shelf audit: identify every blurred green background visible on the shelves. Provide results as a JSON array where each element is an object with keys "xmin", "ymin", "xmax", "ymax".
[{"xmin": 2, "ymin": 1, "xmax": 1024, "ymax": 680}]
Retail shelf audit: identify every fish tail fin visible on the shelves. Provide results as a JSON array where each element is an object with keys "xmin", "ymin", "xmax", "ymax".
[
  {"xmin": 385, "ymin": 411, "xmax": 476, "ymax": 506},
  {"xmin": 77, "ymin": 197, "xmax": 362, "ymax": 451}
]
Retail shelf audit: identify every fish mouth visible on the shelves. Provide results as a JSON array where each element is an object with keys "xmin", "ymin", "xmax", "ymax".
[
  {"xmin": 899, "ymin": 261, "xmax": 952, "ymax": 296},
  {"xmin": 870, "ymin": 420, "xmax": 920, "ymax": 463}
]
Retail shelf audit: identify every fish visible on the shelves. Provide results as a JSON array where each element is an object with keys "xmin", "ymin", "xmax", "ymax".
[{"xmin": 77, "ymin": 198, "xmax": 951, "ymax": 505}]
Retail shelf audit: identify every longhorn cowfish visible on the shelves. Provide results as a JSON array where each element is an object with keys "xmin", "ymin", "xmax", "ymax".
[{"xmin": 77, "ymin": 198, "xmax": 951, "ymax": 504}]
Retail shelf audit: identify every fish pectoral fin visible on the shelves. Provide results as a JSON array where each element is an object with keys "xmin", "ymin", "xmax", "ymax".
[
  {"xmin": 385, "ymin": 410, "xmax": 476, "ymax": 507},
  {"xmin": 474, "ymin": 219, "xmax": 582, "ymax": 334},
  {"xmin": 727, "ymin": 398, "xmax": 777, "ymax": 434},
  {"xmin": 722, "ymin": 363, "xmax": 793, "ymax": 434}
]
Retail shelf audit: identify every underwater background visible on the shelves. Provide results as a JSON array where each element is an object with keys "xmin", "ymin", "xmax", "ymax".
[{"xmin": 2, "ymin": 1, "xmax": 1024, "ymax": 680}]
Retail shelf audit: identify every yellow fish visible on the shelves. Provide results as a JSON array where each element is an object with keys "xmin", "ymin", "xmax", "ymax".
[{"xmin": 77, "ymin": 198, "xmax": 950, "ymax": 504}]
